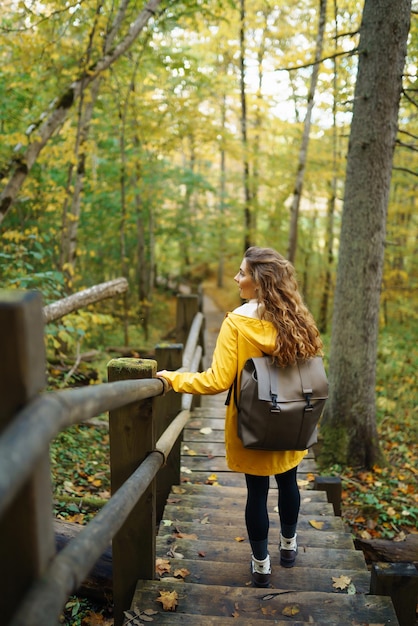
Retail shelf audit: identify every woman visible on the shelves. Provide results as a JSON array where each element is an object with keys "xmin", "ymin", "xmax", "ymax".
[{"xmin": 157, "ymin": 246, "xmax": 323, "ymax": 587}]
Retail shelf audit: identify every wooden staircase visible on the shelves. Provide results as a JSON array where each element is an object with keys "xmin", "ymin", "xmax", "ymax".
[{"xmin": 130, "ymin": 394, "xmax": 400, "ymax": 625}]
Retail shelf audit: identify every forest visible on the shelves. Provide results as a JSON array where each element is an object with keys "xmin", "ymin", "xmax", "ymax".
[{"xmin": 0, "ymin": 1, "xmax": 417, "ymax": 620}]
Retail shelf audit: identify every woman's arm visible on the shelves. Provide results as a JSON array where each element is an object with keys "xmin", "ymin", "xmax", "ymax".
[{"xmin": 157, "ymin": 315, "xmax": 237, "ymax": 395}]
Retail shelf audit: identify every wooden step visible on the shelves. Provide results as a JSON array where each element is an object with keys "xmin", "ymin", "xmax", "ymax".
[
  {"xmin": 180, "ymin": 471, "xmax": 317, "ymax": 487},
  {"xmin": 153, "ymin": 556, "xmax": 371, "ymax": 593},
  {"xmin": 180, "ymin": 456, "xmax": 318, "ymax": 473},
  {"xmin": 131, "ymin": 580, "xmax": 399, "ymax": 624},
  {"xmin": 169, "ymin": 482, "xmax": 327, "ymax": 500},
  {"xmin": 164, "ymin": 492, "xmax": 334, "ymax": 516},
  {"xmin": 158, "ymin": 523, "xmax": 354, "ymax": 549},
  {"xmin": 156, "ymin": 537, "xmax": 367, "ymax": 571},
  {"xmin": 162, "ymin": 505, "xmax": 345, "ymax": 532}
]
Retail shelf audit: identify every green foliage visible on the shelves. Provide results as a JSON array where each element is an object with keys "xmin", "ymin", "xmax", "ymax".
[{"xmin": 46, "ymin": 310, "xmax": 115, "ymax": 361}]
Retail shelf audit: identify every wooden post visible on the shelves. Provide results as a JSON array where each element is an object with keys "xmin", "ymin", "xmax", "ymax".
[
  {"xmin": 108, "ymin": 358, "xmax": 157, "ymax": 626},
  {"xmin": 176, "ymin": 294, "xmax": 202, "ymax": 408},
  {"xmin": 0, "ymin": 291, "xmax": 55, "ymax": 625},
  {"xmin": 313, "ymin": 475, "xmax": 342, "ymax": 516},
  {"xmin": 154, "ymin": 344, "xmax": 183, "ymax": 522},
  {"xmin": 176, "ymin": 294, "xmax": 200, "ymax": 345},
  {"xmin": 370, "ymin": 562, "xmax": 418, "ymax": 626}
]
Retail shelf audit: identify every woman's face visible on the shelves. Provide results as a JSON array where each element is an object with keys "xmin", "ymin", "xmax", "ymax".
[{"xmin": 234, "ymin": 259, "xmax": 258, "ymax": 300}]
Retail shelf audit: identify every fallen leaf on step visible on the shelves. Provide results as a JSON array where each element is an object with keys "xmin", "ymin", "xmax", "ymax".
[
  {"xmin": 205, "ymin": 473, "xmax": 218, "ymax": 485},
  {"xmin": 187, "ymin": 449, "xmax": 197, "ymax": 456},
  {"xmin": 297, "ymin": 479, "xmax": 309, "ymax": 487},
  {"xmin": 200, "ymin": 516, "xmax": 210, "ymax": 524},
  {"xmin": 174, "ymin": 531, "xmax": 198, "ymax": 540},
  {"xmin": 180, "ymin": 466, "xmax": 192, "ymax": 474},
  {"xmin": 234, "ymin": 536, "xmax": 245, "ymax": 542},
  {"xmin": 167, "ymin": 547, "xmax": 184, "ymax": 559},
  {"xmin": 309, "ymin": 519, "xmax": 325, "ymax": 530},
  {"xmin": 155, "ymin": 558, "xmax": 171, "ymax": 576},
  {"xmin": 198, "ymin": 551, "xmax": 206, "ymax": 557},
  {"xmin": 172, "ymin": 486, "xmax": 186, "ymax": 494},
  {"xmin": 332, "ymin": 575, "xmax": 352, "ymax": 590},
  {"xmin": 123, "ymin": 609, "xmax": 143, "ymax": 625},
  {"xmin": 174, "ymin": 567, "xmax": 190, "ymax": 579},
  {"xmin": 282, "ymin": 604, "xmax": 300, "ymax": 616},
  {"xmin": 200, "ymin": 427, "xmax": 213, "ymax": 435},
  {"xmin": 155, "ymin": 590, "xmax": 178, "ymax": 611}
]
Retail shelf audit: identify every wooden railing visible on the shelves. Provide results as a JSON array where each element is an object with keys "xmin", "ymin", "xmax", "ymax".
[{"xmin": 0, "ymin": 288, "xmax": 204, "ymax": 626}]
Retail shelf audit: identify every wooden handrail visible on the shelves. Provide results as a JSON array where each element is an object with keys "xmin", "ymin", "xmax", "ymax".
[
  {"xmin": 0, "ymin": 378, "xmax": 164, "ymax": 518},
  {"xmin": 0, "ymin": 291, "xmax": 204, "ymax": 626}
]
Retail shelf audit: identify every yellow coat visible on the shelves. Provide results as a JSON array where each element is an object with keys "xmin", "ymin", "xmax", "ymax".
[{"xmin": 161, "ymin": 311, "xmax": 307, "ymax": 476}]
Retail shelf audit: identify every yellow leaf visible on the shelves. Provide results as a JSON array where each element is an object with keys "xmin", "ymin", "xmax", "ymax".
[
  {"xmin": 282, "ymin": 604, "xmax": 300, "ymax": 616},
  {"xmin": 155, "ymin": 558, "xmax": 171, "ymax": 577},
  {"xmin": 175, "ymin": 532, "xmax": 198, "ymax": 540},
  {"xmin": 235, "ymin": 536, "xmax": 245, "ymax": 542},
  {"xmin": 155, "ymin": 590, "xmax": 178, "ymax": 611},
  {"xmin": 332, "ymin": 575, "xmax": 352, "ymax": 590},
  {"xmin": 172, "ymin": 486, "xmax": 186, "ymax": 494},
  {"xmin": 174, "ymin": 567, "xmax": 190, "ymax": 579},
  {"xmin": 309, "ymin": 520, "xmax": 325, "ymax": 530}
]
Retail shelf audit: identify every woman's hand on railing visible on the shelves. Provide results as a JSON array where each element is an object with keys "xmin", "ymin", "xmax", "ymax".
[{"xmin": 156, "ymin": 372, "xmax": 172, "ymax": 395}]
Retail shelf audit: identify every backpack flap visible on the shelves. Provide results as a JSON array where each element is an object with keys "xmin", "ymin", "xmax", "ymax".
[{"xmin": 238, "ymin": 356, "xmax": 328, "ymax": 451}]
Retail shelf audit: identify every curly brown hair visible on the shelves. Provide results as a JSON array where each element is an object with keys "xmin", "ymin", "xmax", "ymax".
[{"xmin": 244, "ymin": 246, "xmax": 323, "ymax": 366}]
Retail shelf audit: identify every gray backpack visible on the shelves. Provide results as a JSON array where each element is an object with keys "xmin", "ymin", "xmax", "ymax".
[{"xmin": 227, "ymin": 356, "xmax": 328, "ymax": 451}]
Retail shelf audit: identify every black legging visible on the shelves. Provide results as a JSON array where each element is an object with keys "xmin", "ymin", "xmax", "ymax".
[{"xmin": 245, "ymin": 466, "xmax": 300, "ymax": 541}]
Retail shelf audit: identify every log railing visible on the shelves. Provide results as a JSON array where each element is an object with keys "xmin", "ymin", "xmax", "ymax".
[{"xmin": 0, "ymin": 288, "xmax": 204, "ymax": 626}]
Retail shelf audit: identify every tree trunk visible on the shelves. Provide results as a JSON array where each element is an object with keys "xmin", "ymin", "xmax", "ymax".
[
  {"xmin": 287, "ymin": 0, "xmax": 327, "ymax": 264},
  {"xmin": 318, "ymin": 0, "xmax": 339, "ymax": 334},
  {"xmin": 239, "ymin": 0, "xmax": 254, "ymax": 251},
  {"xmin": 43, "ymin": 278, "xmax": 128, "ymax": 323},
  {"xmin": 319, "ymin": 0, "xmax": 412, "ymax": 468}
]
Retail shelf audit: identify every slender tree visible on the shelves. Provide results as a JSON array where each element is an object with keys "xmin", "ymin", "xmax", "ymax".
[
  {"xmin": 319, "ymin": 0, "xmax": 412, "ymax": 468},
  {"xmin": 287, "ymin": 0, "xmax": 327, "ymax": 264}
]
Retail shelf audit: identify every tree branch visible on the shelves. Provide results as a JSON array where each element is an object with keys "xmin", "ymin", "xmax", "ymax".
[
  {"xmin": 276, "ymin": 47, "xmax": 359, "ymax": 72},
  {"xmin": 392, "ymin": 166, "xmax": 418, "ymax": 177},
  {"xmin": 395, "ymin": 139, "xmax": 418, "ymax": 152}
]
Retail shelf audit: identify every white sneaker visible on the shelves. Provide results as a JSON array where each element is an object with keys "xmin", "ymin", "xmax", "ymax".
[
  {"xmin": 280, "ymin": 533, "xmax": 297, "ymax": 568},
  {"xmin": 251, "ymin": 554, "xmax": 271, "ymax": 587}
]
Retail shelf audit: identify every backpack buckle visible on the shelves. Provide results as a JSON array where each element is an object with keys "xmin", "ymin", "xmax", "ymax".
[
  {"xmin": 304, "ymin": 393, "xmax": 313, "ymax": 412},
  {"xmin": 270, "ymin": 393, "xmax": 281, "ymax": 413}
]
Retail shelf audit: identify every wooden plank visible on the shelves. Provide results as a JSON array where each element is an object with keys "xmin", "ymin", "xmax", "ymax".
[
  {"xmin": 164, "ymin": 493, "xmax": 334, "ymax": 516},
  {"xmin": 180, "ymin": 456, "xmax": 318, "ymax": 473},
  {"xmin": 126, "ymin": 614, "xmax": 323, "ymax": 626},
  {"xmin": 132, "ymin": 580, "xmax": 399, "ymax": 624},
  {"xmin": 153, "ymin": 556, "xmax": 371, "ymax": 593},
  {"xmin": 158, "ymin": 523, "xmax": 354, "ymax": 549},
  {"xmin": 168, "ymin": 483, "xmax": 328, "ymax": 501},
  {"xmin": 161, "ymin": 505, "xmax": 346, "ymax": 532},
  {"xmin": 156, "ymin": 539, "xmax": 367, "ymax": 571}
]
